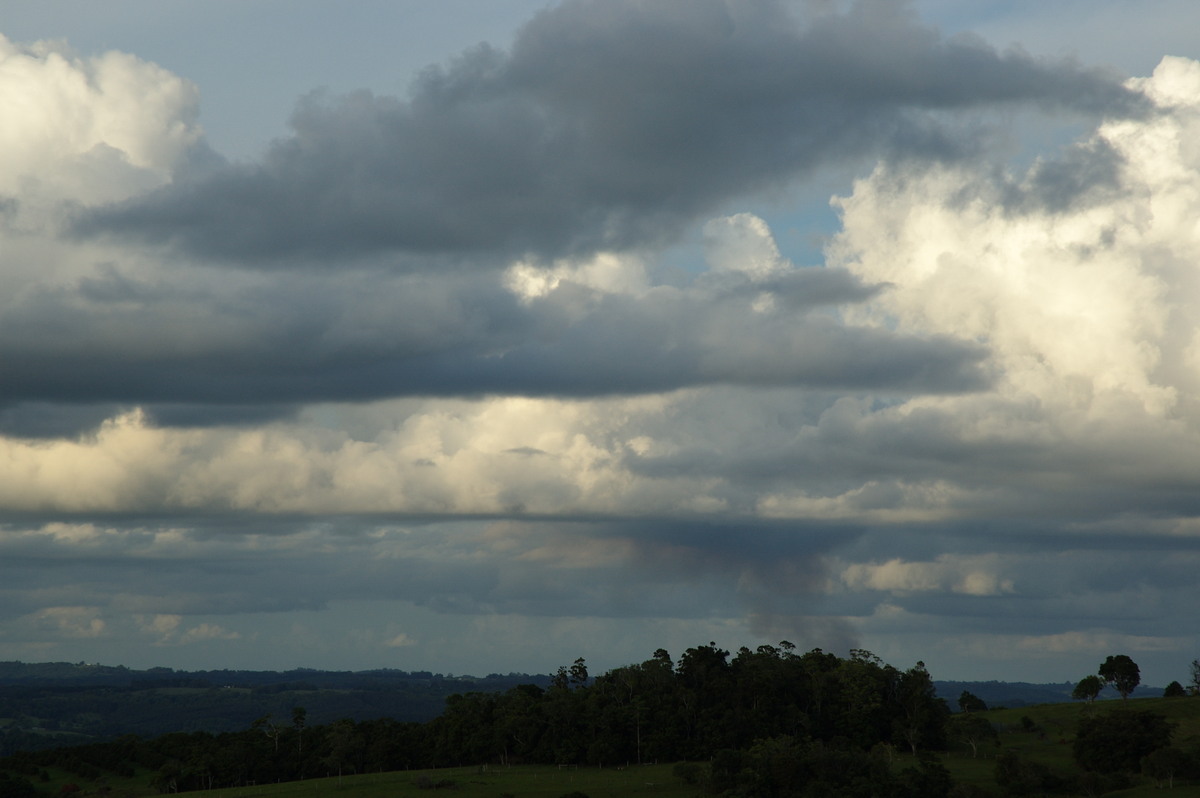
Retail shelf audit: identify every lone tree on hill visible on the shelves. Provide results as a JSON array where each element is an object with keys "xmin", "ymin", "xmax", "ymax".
[{"xmin": 1098, "ymin": 654, "xmax": 1140, "ymax": 700}]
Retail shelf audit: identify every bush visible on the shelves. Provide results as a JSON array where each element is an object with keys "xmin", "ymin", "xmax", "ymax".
[
  {"xmin": 1073, "ymin": 710, "xmax": 1173, "ymax": 774},
  {"xmin": 1141, "ymin": 747, "xmax": 1191, "ymax": 788},
  {"xmin": 995, "ymin": 750, "xmax": 1067, "ymax": 796},
  {"xmin": 0, "ymin": 773, "xmax": 41, "ymax": 798},
  {"xmin": 672, "ymin": 761, "xmax": 705, "ymax": 785}
]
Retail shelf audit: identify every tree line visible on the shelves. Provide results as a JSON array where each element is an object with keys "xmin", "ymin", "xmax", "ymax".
[
  {"xmin": 6, "ymin": 645, "xmax": 1199, "ymax": 796},
  {"xmin": 0, "ymin": 642, "xmax": 953, "ymax": 795}
]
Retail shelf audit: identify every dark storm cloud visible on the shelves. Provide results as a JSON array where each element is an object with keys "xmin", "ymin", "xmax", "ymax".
[
  {"xmin": 0, "ymin": 401, "xmax": 299, "ymax": 439},
  {"xmin": 0, "ymin": 267, "xmax": 986, "ymax": 417},
  {"xmin": 73, "ymin": 0, "xmax": 1150, "ymax": 264},
  {"xmin": 0, "ymin": 403, "xmax": 126, "ymax": 439},
  {"xmin": 0, "ymin": 516, "xmax": 853, "ymax": 625}
]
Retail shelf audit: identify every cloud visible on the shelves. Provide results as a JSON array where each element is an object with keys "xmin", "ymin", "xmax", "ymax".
[
  {"xmin": 385, "ymin": 633, "xmax": 417, "ymax": 648},
  {"xmin": 3, "ymin": 3, "xmax": 1200, "ymax": 683},
  {"xmin": 178, "ymin": 623, "xmax": 240, "ymax": 644},
  {"xmin": 1016, "ymin": 630, "xmax": 1178, "ymax": 655},
  {"xmin": 841, "ymin": 555, "xmax": 1015, "ymax": 596},
  {"xmin": 30, "ymin": 607, "xmax": 107, "ymax": 638},
  {"xmin": 0, "ymin": 33, "xmax": 204, "ymax": 211},
  {"xmin": 0, "ymin": 217, "xmax": 985, "ymax": 425},
  {"xmin": 138, "ymin": 613, "xmax": 182, "ymax": 639},
  {"xmin": 136, "ymin": 614, "xmax": 240, "ymax": 645},
  {"xmin": 72, "ymin": 0, "xmax": 1147, "ymax": 264}
]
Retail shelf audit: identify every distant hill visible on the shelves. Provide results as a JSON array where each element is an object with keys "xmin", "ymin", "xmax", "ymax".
[
  {"xmin": 0, "ymin": 660, "xmax": 545, "ymax": 691},
  {"xmin": 0, "ymin": 661, "xmax": 551, "ymax": 755},
  {"xmin": 935, "ymin": 678, "xmax": 1162, "ymax": 708},
  {"xmin": 0, "ymin": 660, "xmax": 1167, "ymax": 757}
]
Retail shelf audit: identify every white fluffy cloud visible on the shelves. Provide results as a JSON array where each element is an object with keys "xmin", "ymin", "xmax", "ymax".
[
  {"xmin": 0, "ymin": 34, "xmax": 201, "ymax": 208},
  {"xmin": 833, "ymin": 57, "xmax": 1200, "ymax": 420},
  {"xmin": 761, "ymin": 55, "xmax": 1200, "ymax": 531},
  {"xmin": 0, "ymin": 399, "xmax": 712, "ymax": 515}
]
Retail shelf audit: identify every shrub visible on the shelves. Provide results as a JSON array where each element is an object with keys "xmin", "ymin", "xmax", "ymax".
[
  {"xmin": 672, "ymin": 762, "xmax": 705, "ymax": 785},
  {"xmin": 1073, "ymin": 710, "xmax": 1173, "ymax": 774},
  {"xmin": 995, "ymin": 750, "xmax": 1067, "ymax": 796}
]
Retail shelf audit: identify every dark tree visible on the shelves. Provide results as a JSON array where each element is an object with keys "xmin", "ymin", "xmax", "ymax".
[
  {"xmin": 0, "ymin": 772, "xmax": 40, "ymax": 798},
  {"xmin": 948, "ymin": 712, "xmax": 997, "ymax": 758},
  {"xmin": 1072, "ymin": 674, "xmax": 1103, "ymax": 703},
  {"xmin": 1074, "ymin": 710, "xmax": 1173, "ymax": 773},
  {"xmin": 957, "ymin": 690, "xmax": 987, "ymax": 713},
  {"xmin": 994, "ymin": 750, "xmax": 1063, "ymax": 797},
  {"xmin": 1097, "ymin": 655, "xmax": 1139, "ymax": 700},
  {"xmin": 291, "ymin": 707, "xmax": 307, "ymax": 753},
  {"xmin": 1163, "ymin": 680, "xmax": 1187, "ymax": 698},
  {"xmin": 568, "ymin": 658, "xmax": 588, "ymax": 688},
  {"xmin": 893, "ymin": 662, "xmax": 949, "ymax": 754},
  {"xmin": 1142, "ymin": 747, "xmax": 1190, "ymax": 789}
]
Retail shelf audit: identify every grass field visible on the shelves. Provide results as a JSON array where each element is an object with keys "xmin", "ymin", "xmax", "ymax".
[
  {"xmin": 34, "ymin": 762, "xmax": 695, "ymax": 798},
  {"xmin": 938, "ymin": 695, "xmax": 1200, "ymax": 796}
]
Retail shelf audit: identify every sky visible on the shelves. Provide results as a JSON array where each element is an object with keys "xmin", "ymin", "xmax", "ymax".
[{"xmin": 2, "ymin": 0, "xmax": 1200, "ymax": 688}]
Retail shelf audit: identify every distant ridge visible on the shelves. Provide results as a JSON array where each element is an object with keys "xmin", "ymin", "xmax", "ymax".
[
  {"xmin": 0, "ymin": 662, "xmax": 1162, "ymax": 705},
  {"xmin": 0, "ymin": 661, "xmax": 552, "ymax": 755},
  {"xmin": 935, "ymin": 679, "xmax": 1163, "ymax": 708},
  {"xmin": 0, "ymin": 660, "xmax": 543, "ymax": 688}
]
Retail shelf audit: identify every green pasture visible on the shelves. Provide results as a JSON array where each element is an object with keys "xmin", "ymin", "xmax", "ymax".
[
  {"xmin": 32, "ymin": 763, "xmax": 694, "ymax": 798},
  {"xmin": 937, "ymin": 694, "xmax": 1200, "ymax": 796}
]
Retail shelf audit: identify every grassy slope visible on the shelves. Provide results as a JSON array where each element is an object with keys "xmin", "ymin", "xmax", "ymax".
[
  {"xmin": 939, "ymin": 695, "xmax": 1200, "ymax": 796},
  {"xmin": 35, "ymin": 763, "xmax": 694, "ymax": 798}
]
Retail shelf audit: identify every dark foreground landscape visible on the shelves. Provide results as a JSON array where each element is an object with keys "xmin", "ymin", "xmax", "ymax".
[{"xmin": 0, "ymin": 645, "xmax": 1194, "ymax": 797}]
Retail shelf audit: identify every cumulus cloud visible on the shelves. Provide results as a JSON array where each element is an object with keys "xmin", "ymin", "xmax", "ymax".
[
  {"xmin": 0, "ymin": 33, "xmax": 204, "ymax": 211},
  {"xmin": 385, "ymin": 633, "xmax": 417, "ymax": 648},
  {"xmin": 841, "ymin": 555, "xmax": 1015, "ymax": 596},
  {"xmin": 73, "ymin": 0, "xmax": 1147, "ymax": 264},
  {"xmin": 814, "ymin": 55, "xmax": 1200, "ymax": 513},
  {"xmin": 138, "ymin": 614, "xmax": 183, "ymax": 640},
  {"xmin": 30, "ymin": 607, "xmax": 107, "ymax": 638}
]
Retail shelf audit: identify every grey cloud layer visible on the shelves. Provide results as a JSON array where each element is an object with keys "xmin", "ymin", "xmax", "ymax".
[
  {"xmin": 0, "ymin": 265, "xmax": 986, "ymax": 424},
  {"xmin": 74, "ymin": 0, "xmax": 1147, "ymax": 263},
  {"xmin": 0, "ymin": 517, "xmax": 846, "ymax": 621}
]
